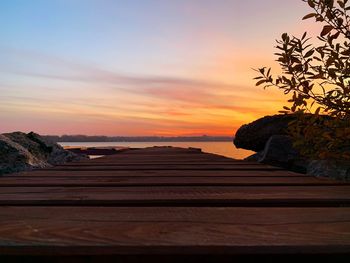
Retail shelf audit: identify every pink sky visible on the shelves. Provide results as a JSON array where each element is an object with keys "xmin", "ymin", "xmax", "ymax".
[{"xmin": 0, "ymin": 0, "xmax": 319, "ymax": 136}]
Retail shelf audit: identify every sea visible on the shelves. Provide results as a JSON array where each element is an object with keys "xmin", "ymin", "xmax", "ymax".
[{"xmin": 58, "ymin": 141, "xmax": 254, "ymax": 160}]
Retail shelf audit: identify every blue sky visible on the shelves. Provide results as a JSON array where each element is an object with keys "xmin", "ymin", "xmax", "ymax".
[{"xmin": 0, "ymin": 0, "xmax": 317, "ymax": 135}]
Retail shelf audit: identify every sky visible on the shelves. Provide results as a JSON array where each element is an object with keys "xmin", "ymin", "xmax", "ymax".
[{"xmin": 0, "ymin": 0, "xmax": 320, "ymax": 136}]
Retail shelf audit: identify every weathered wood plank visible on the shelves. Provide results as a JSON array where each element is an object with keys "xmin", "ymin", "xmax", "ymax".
[
  {"xmin": 91, "ymin": 150, "xmax": 235, "ymax": 159},
  {"xmin": 44, "ymin": 164, "xmax": 283, "ymax": 171},
  {"xmin": 0, "ymin": 207, "xmax": 349, "ymax": 255},
  {"xmin": 113, "ymin": 147, "xmax": 203, "ymax": 154},
  {"xmin": 0, "ymin": 186, "xmax": 349, "ymax": 206},
  {"xmin": 77, "ymin": 156, "xmax": 243, "ymax": 163},
  {"xmin": 0, "ymin": 176, "xmax": 345, "ymax": 187},
  {"xmin": 83, "ymin": 153, "xmax": 236, "ymax": 159},
  {"xmin": 0, "ymin": 146, "xmax": 348, "ymax": 259},
  {"xmin": 67, "ymin": 161, "xmax": 263, "ymax": 166},
  {"xmin": 14, "ymin": 170, "xmax": 310, "ymax": 177}
]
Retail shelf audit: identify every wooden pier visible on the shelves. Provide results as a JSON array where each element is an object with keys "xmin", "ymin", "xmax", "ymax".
[{"xmin": 0, "ymin": 146, "xmax": 349, "ymax": 262}]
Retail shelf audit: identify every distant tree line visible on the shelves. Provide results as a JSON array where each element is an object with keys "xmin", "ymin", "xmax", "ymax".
[{"xmin": 44, "ymin": 135, "xmax": 233, "ymax": 143}]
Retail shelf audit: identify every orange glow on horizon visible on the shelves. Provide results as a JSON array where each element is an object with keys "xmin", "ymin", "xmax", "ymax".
[{"xmin": 0, "ymin": 0, "xmax": 308, "ymax": 136}]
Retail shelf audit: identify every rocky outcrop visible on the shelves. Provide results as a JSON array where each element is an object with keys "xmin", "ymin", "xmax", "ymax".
[
  {"xmin": 236, "ymin": 114, "xmax": 349, "ymax": 180},
  {"xmin": 235, "ymin": 115, "xmax": 310, "ymax": 173},
  {"xmin": 233, "ymin": 114, "xmax": 296, "ymax": 152},
  {"xmin": 307, "ymin": 160, "xmax": 350, "ymax": 181},
  {"xmin": 0, "ymin": 132, "xmax": 87, "ymax": 175},
  {"xmin": 0, "ymin": 134, "xmax": 48, "ymax": 174},
  {"xmin": 252, "ymin": 135, "xmax": 308, "ymax": 173}
]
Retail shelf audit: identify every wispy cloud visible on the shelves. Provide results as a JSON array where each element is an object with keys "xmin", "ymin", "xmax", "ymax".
[
  {"xmin": 0, "ymin": 47, "xmax": 284, "ymax": 135},
  {"xmin": 1, "ymin": 47, "xmax": 234, "ymax": 87}
]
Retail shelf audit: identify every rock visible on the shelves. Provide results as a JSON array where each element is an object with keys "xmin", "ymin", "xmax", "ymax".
[
  {"xmin": 236, "ymin": 114, "xmax": 345, "ymax": 176},
  {"xmin": 234, "ymin": 114, "xmax": 296, "ymax": 152},
  {"xmin": 307, "ymin": 160, "xmax": 350, "ymax": 181},
  {"xmin": 244, "ymin": 152, "xmax": 263, "ymax": 162},
  {"xmin": 247, "ymin": 135, "xmax": 308, "ymax": 173},
  {"xmin": 26, "ymin": 132, "xmax": 84, "ymax": 165},
  {"xmin": 0, "ymin": 134, "xmax": 48, "ymax": 175},
  {"xmin": 0, "ymin": 132, "xmax": 87, "ymax": 175},
  {"xmin": 4, "ymin": 132, "xmax": 52, "ymax": 161}
]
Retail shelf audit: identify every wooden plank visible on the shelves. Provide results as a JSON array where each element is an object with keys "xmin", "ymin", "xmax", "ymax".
[
  {"xmin": 61, "ymin": 162, "xmax": 266, "ymax": 166},
  {"xmin": 0, "ymin": 186, "xmax": 349, "ymax": 206},
  {"xmin": 0, "ymin": 207, "xmax": 349, "ymax": 255},
  {"xmin": 114, "ymin": 147, "xmax": 203, "ymax": 153},
  {"xmin": 79, "ymin": 156, "xmax": 241, "ymax": 162},
  {"xmin": 78, "ymin": 160, "xmax": 248, "ymax": 165},
  {"xmin": 0, "ymin": 146, "xmax": 348, "ymax": 259},
  {"xmin": 67, "ymin": 148, "xmax": 125, "ymax": 156},
  {"xmin": 95, "ymin": 151, "xmax": 234, "ymax": 158},
  {"xmin": 85, "ymin": 158, "xmax": 241, "ymax": 163},
  {"xmin": 85, "ymin": 154, "xmax": 236, "ymax": 158},
  {"xmin": 45, "ymin": 164, "xmax": 283, "ymax": 171},
  {"xmin": 0, "ymin": 176, "xmax": 345, "ymax": 187},
  {"xmin": 90, "ymin": 157, "xmax": 240, "ymax": 163},
  {"xmin": 15, "ymin": 170, "xmax": 309, "ymax": 177},
  {"xmin": 56, "ymin": 151, "xmax": 265, "ymax": 167}
]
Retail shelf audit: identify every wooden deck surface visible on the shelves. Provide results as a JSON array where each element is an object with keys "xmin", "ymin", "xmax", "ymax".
[{"xmin": 0, "ymin": 146, "xmax": 349, "ymax": 262}]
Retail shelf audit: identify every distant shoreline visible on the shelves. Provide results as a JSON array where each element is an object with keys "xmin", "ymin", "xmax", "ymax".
[{"xmin": 45, "ymin": 135, "xmax": 233, "ymax": 143}]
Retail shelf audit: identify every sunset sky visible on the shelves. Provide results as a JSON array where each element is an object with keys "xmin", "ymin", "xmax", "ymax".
[{"xmin": 0, "ymin": 0, "xmax": 319, "ymax": 136}]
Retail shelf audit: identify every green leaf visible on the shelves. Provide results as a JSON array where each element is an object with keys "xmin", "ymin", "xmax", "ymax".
[
  {"xmin": 281, "ymin": 33, "xmax": 289, "ymax": 42},
  {"xmin": 338, "ymin": 0, "xmax": 345, "ymax": 8},
  {"xmin": 321, "ymin": 25, "xmax": 334, "ymax": 36},
  {"xmin": 307, "ymin": 0, "xmax": 315, "ymax": 8},
  {"xmin": 304, "ymin": 49, "xmax": 315, "ymax": 58},
  {"xmin": 255, "ymin": 80, "xmax": 266, "ymax": 86},
  {"xmin": 341, "ymin": 49, "xmax": 350, "ymax": 55},
  {"xmin": 302, "ymin": 32, "xmax": 307, "ymax": 40},
  {"xmin": 315, "ymin": 107, "xmax": 321, "ymax": 115},
  {"xmin": 302, "ymin": 13, "xmax": 317, "ymax": 20},
  {"xmin": 267, "ymin": 68, "xmax": 271, "ymax": 77}
]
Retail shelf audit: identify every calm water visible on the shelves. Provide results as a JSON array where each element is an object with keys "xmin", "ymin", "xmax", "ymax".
[{"xmin": 58, "ymin": 141, "xmax": 254, "ymax": 160}]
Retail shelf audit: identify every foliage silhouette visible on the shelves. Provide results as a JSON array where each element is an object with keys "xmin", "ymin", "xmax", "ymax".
[{"xmin": 255, "ymin": 0, "xmax": 350, "ymax": 160}]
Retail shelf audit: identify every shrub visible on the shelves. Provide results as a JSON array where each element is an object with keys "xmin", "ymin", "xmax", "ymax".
[{"xmin": 255, "ymin": 0, "xmax": 350, "ymax": 160}]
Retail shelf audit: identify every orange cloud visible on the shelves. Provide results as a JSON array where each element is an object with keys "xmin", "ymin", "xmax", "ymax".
[{"xmin": 1, "ymin": 47, "xmax": 287, "ymax": 136}]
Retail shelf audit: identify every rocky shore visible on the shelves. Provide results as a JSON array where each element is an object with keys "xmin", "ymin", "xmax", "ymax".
[
  {"xmin": 234, "ymin": 115, "xmax": 350, "ymax": 181},
  {"xmin": 0, "ymin": 132, "xmax": 87, "ymax": 175}
]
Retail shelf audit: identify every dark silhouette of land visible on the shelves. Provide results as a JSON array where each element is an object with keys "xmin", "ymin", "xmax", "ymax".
[{"xmin": 44, "ymin": 135, "xmax": 233, "ymax": 143}]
